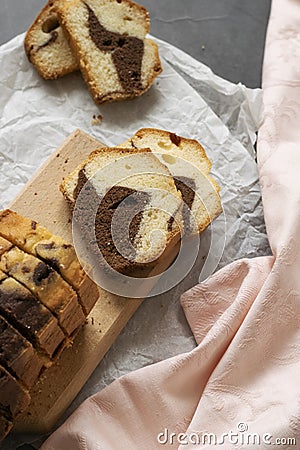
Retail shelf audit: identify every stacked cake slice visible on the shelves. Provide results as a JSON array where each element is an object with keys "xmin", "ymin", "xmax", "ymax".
[
  {"xmin": 24, "ymin": 0, "xmax": 162, "ymax": 104},
  {"xmin": 61, "ymin": 147, "xmax": 183, "ymax": 275},
  {"xmin": 120, "ymin": 128, "xmax": 222, "ymax": 234},
  {"xmin": 61, "ymin": 128, "xmax": 222, "ymax": 266},
  {"xmin": 0, "ymin": 210, "xmax": 98, "ymax": 441}
]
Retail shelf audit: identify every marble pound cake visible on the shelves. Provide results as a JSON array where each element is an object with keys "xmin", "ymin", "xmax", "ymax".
[
  {"xmin": 54, "ymin": 0, "xmax": 162, "ymax": 103},
  {"xmin": 0, "ymin": 211, "xmax": 99, "ymax": 442},
  {"xmin": 61, "ymin": 147, "xmax": 183, "ymax": 275},
  {"xmin": 63, "ymin": 129, "xmax": 222, "ymax": 242},
  {"xmin": 0, "ymin": 365, "xmax": 31, "ymax": 440},
  {"xmin": 120, "ymin": 128, "xmax": 222, "ymax": 234},
  {"xmin": 0, "ymin": 209, "xmax": 99, "ymax": 316},
  {"xmin": 24, "ymin": 1, "xmax": 79, "ymax": 79}
]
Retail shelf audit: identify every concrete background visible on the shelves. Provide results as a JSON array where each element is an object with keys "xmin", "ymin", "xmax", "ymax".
[{"xmin": 1, "ymin": 0, "xmax": 271, "ymax": 87}]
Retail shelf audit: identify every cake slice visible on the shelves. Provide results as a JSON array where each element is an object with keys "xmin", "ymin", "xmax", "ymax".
[
  {"xmin": 0, "ymin": 315, "xmax": 43, "ymax": 389},
  {"xmin": 0, "ymin": 242, "xmax": 85, "ymax": 337},
  {"xmin": 0, "ymin": 270, "xmax": 64, "ymax": 358},
  {"xmin": 61, "ymin": 147, "xmax": 182, "ymax": 274},
  {"xmin": 54, "ymin": 0, "xmax": 162, "ymax": 103},
  {"xmin": 0, "ymin": 210, "xmax": 99, "ymax": 316},
  {"xmin": 0, "ymin": 365, "xmax": 31, "ymax": 417},
  {"xmin": 120, "ymin": 128, "xmax": 222, "ymax": 234},
  {"xmin": 0, "ymin": 412, "xmax": 13, "ymax": 443},
  {"xmin": 0, "ymin": 366, "xmax": 31, "ymax": 441},
  {"xmin": 24, "ymin": 0, "xmax": 79, "ymax": 79}
]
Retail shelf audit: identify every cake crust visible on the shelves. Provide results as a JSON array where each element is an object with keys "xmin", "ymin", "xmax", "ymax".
[
  {"xmin": 24, "ymin": 0, "xmax": 79, "ymax": 79},
  {"xmin": 55, "ymin": 0, "xmax": 162, "ymax": 103},
  {"xmin": 0, "ymin": 210, "xmax": 99, "ymax": 316}
]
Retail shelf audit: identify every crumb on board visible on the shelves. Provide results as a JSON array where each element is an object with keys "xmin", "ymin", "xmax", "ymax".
[
  {"xmin": 56, "ymin": 153, "xmax": 60, "ymax": 158},
  {"xmin": 64, "ymin": 158, "xmax": 69, "ymax": 164},
  {"xmin": 91, "ymin": 114, "xmax": 103, "ymax": 125}
]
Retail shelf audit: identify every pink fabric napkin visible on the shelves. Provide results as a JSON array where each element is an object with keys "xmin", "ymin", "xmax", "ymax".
[{"xmin": 42, "ymin": 0, "xmax": 300, "ymax": 448}]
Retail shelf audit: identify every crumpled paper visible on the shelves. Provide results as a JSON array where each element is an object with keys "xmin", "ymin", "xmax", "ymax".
[{"xmin": 0, "ymin": 33, "xmax": 270, "ymax": 449}]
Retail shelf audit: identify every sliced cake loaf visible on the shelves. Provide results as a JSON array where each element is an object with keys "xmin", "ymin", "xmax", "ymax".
[
  {"xmin": 24, "ymin": 0, "xmax": 79, "ymax": 79},
  {"xmin": 0, "ymin": 242, "xmax": 85, "ymax": 337},
  {"xmin": 61, "ymin": 147, "xmax": 183, "ymax": 274},
  {"xmin": 0, "ymin": 210, "xmax": 99, "ymax": 316},
  {"xmin": 0, "ymin": 365, "xmax": 31, "ymax": 424},
  {"xmin": 0, "ymin": 269, "xmax": 64, "ymax": 359},
  {"xmin": 54, "ymin": 0, "xmax": 162, "ymax": 103},
  {"xmin": 120, "ymin": 128, "xmax": 222, "ymax": 234},
  {"xmin": 0, "ymin": 315, "xmax": 43, "ymax": 389},
  {"xmin": 0, "ymin": 212, "xmax": 99, "ymax": 441},
  {"xmin": 0, "ymin": 414, "xmax": 13, "ymax": 443}
]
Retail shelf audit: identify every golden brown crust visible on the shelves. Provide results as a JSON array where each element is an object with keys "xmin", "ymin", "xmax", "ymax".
[
  {"xmin": 120, "ymin": 128, "xmax": 222, "ymax": 234},
  {"xmin": 127, "ymin": 127, "xmax": 213, "ymax": 174},
  {"xmin": 0, "ymin": 414, "xmax": 13, "ymax": 443},
  {"xmin": 55, "ymin": 0, "xmax": 162, "ymax": 104},
  {"xmin": 24, "ymin": 1, "xmax": 79, "ymax": 80},
  {"xmin": 0, "ymin": 210, "xmax": 99, "ymax": 316},
  {"xmin": 60, "ymin": 145, "xmax": 183, "ymax": 273},
  {"xmin": 0, "ymin": 272, "xmax": 65, "ymax": 358},
  {"xmin": 0, "ymin": 211, "xmax": 99, "ymax": 440},
  {"xmin": 0, "ymin": 246, "xmax": 85, "ymax": 336},
  {"xmin": 0, "ymin": 314, "xmax": 43, "ymax": 389}
]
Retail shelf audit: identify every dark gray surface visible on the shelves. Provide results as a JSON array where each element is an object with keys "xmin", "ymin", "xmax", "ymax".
[{"xmin": 0, "ymin": 0, "xmax": 271, "ymax": 88}]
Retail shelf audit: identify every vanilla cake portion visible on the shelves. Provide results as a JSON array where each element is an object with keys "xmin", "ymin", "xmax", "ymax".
[
  {"xmin": 0, "ymin": 270, "xmax": 64, "ymax": 359},
  {"xmin": 0, "ymin": 314, "xmax": 44, "ymax": 389},
  {"xmin": 0, "ymin": 245, "xmax": 85, "ymax": 337},
  {"xmin": 55, "ymin": 0, "xmax": 162, "ymax": 103},
  {"xmin": 61, "ymin": 147, "xmax": 182, "ymax": 274},
  {"xmin": 0, "ymin": 365, "xmax": 31, "ymax": 426},
  {"xmin": 24, "ymin": 1, "xmax": 79, "ymax": 79},
  {"xmin": 120, "ymin": 128, "xmax": 222, "ymax": 234},
  {"xmin": 0, "ymin": 210, "xmax": 99, "ymax": 316}
]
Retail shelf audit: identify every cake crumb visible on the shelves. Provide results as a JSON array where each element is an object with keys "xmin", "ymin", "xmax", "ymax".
[
  {"xmin": 64, "ymin": 158, "xmax": 69, "ymax": 164},
  {"xmin": 91, "ymin": 113, "xmax": 103, "ymax": 125},
  {"xmin": 56, "ymin": 153, "xmax": 60, "ymax": 158}
]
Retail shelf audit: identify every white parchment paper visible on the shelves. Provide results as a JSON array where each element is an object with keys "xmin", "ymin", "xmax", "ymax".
[{"xmin": 0, "ymin": 34, "xmax": 271, "ymax": 449}]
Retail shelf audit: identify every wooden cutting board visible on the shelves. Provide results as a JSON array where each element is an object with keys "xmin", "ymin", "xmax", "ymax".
[{"xmin": 10, "ymin": 129, "xmax": 180, "ymax": 434}]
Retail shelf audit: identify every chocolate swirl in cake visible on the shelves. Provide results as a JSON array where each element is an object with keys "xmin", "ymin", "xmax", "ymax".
[
  {"xmin": 0, "ymin": 315, "xmax": 43, "ymax": 389},
  {"xmin": 74, "ymin": 170, "xmax": 151, "ymax": 275},
  {"xmin": 86, "ymin": 3, "xmax": 144, "ymax": 93},
  {"xmin": 36, "ymin": 30, "xmax": 58, "ymax": 52},
  {"xmin": 167, "ymin": 177, "xmax": 196, "ymax": 234},
  {"xmin": 0, "ymin": 277, "xmax": 64, "ymax": 358}
]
